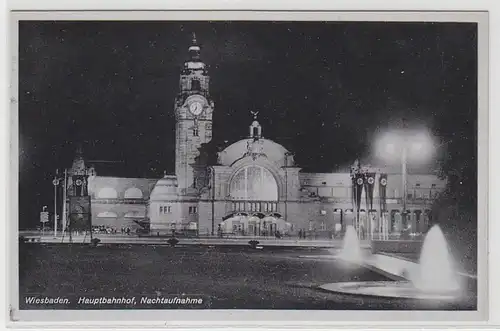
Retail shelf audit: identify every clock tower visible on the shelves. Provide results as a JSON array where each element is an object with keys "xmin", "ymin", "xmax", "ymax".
[{"xmin": 174, "ymin": 33, "xmax": 214, "ymax": 193}]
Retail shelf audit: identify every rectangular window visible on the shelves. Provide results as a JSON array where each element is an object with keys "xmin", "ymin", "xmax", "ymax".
[
  {"xmin": 309, "ymin": 221, "xmax": 314, "ymax": 231},
  {"xmin": 159, "ymin": 206, "xmax": 163, "ymax": 214},
  {"xmin": 191, "ymin": 79, "xmax": 201, "ymax": 91},
  {"xmin": 320, "ymin": 222, "xmax": 326, "ymax": 231},
  {"xmin": 189, "ymin": 206, "xmax": 198, "ymax": 214}
]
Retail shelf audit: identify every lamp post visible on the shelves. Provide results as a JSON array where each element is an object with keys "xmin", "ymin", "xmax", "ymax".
[
  {"xmin": 52, "ymin": 174, "xmax": 60, "ymax": 237},
  {"xmin": 374, "ymin": 129, "xmax": 435, "ymax": 235},
  {"xmin": 62, "ymin": 169, "xmax": 68, "ymax": 234}
]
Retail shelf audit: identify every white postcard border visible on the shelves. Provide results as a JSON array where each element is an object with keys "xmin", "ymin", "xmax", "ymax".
[{"xmin": 6, "ymin": 9, "xmax": 490, "ymax": 328}]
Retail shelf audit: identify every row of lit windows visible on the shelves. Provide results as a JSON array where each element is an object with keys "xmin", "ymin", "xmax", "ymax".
[
  {"xmin": 158, "ymin": 206, "xmax": 198, "ymax": 214},
  {"xmin": 303, "ymin": 181, "xmax": 439, "ymax": 188},
  {"xmin": 307, "ymin": 214, "xmax": 430, "ymax": 231},
  {"xmin": 307, "ymin": 187, "xmax": 441, "ymax": 199},
  {"xmin": 232, "ymin": 202, "xmax": 278, "ymax": 213}
]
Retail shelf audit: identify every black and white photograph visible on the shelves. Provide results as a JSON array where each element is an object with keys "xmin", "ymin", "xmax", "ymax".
[{"xmin": 9, "ymin": 10, "xmax": 489, "ymax": 325}]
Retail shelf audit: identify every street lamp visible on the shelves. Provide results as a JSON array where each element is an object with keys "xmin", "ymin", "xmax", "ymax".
[
  {"xmin": 52, "ymin": 175, "xmax": 61, "ymax": 237},
  {"xmin": 374, "ymin": 129, "xmax": 435, "ymax": 230}
]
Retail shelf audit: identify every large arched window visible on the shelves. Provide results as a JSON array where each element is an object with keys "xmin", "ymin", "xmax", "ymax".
[
  {"xmin": 124, "ymin": 187, "xmax": 143, "ymax": 199},
  {"xmin": 230, "ymin": 165, "xmax": 278, "ymax": 201},
  {"xmin": 97, "ymin": 187, "xmax": 118, "ymax": 199}
]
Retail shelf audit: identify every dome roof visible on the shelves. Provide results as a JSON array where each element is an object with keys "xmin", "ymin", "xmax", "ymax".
[
  {"xmin": 218, "ymin": 138, "xmax": 295, "ymax": 168},
  {"xmin": 150, "ymin": 175, "xmax": 179, "ymax": 200}
]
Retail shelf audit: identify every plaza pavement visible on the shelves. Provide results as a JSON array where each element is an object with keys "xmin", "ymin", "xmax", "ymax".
[
  {"xmin": 19, "ymin": 232, "xmax": 477, "ymax": 288},
  {"xmin": 20, "ymin": 232, "xmax": 372, "ymax": 248}
]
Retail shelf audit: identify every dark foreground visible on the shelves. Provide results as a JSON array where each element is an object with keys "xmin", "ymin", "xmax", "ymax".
[{"xmin": 19, "ymin": 243, "xmax": 476, "ymax": 310}]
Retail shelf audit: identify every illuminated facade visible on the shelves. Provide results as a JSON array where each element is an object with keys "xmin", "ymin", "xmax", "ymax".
[{"xmin": 64, "ymin": 35, "xmax": 447, "ymax": 238}]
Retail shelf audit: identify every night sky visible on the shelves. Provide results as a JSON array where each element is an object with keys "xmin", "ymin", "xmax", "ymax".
[{"xmin": 18, "ymin": 21, "xmax": 477, "ymax": 228}]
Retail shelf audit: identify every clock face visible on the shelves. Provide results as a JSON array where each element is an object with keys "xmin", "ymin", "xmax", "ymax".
[{"xmin": 189, "ymin": 101, "xmax": 203, "ymax": 116}]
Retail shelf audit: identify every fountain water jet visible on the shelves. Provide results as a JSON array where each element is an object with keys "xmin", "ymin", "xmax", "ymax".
[
  {"xmin": 337, "ymin": 225, "xmax": 364, "ymax": 263},
  {"xmin": 318, "ymin": 224, "xmax": 467, "ymax": 302},
  {"xmin": 410, "ymin": 225, "xmax": 460, "ymax": 293}
]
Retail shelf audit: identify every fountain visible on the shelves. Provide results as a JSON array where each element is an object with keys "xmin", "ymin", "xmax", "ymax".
[
  {"xmin": 298, "ymin": 225, "xmax": 364, "ymax": 262},
  {"xmin": 337, "ymin": 225, "xmax": 364, "ymax": 263},
  {"xmin": 410, "ymin": 225, "xmax": 460, "ymax": 293},
  {"xmin": 318, "ymin": 224, "xmax": 467, "ymax": 302}
]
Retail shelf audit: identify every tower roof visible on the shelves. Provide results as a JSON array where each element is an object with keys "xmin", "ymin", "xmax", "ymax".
[
  {"xmin": 249, "ymin": 111, "xmax": 262, "ymax": 139},
  {"xmin": 188, "ymin": 32, "xmax": 201, "ymax": 60}
]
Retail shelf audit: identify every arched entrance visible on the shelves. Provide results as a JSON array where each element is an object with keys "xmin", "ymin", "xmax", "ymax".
[{"xmin": 219, "ymin": 212, "xmax": 291, "ymax": 237}]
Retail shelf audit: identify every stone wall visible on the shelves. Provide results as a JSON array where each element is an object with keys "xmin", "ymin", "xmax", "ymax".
[{"xmin": 91, "ymin": 201, "xmax": 147, "ymax": 230}]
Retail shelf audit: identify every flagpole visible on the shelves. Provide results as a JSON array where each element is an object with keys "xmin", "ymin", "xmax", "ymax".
[
  {"xmin": 356, "ymin": 179, "xmax": 360, "ymax": 239},
  {"xmin": 365, "ymin": 176, "xmax": 369, "ymax": 240},
  {"xmin": 354, "ymin": 177, "xmax": 358, "ymax": 235},
  {"xmin": 356, "ymin": 183, "xmax": 360, "ymax": 240}
]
